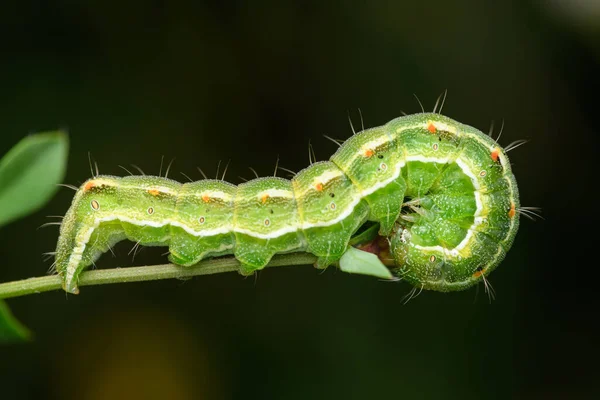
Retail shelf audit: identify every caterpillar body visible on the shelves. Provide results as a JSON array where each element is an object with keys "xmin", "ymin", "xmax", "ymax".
[{"xmin": 55, "ymin": 113, "xmax": 519, "ymax": 294}]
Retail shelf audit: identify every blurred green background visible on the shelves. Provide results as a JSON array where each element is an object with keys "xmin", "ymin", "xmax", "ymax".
[{"xmin": 1, "ymin": 1, "xmax": 598, "ymax": 399}]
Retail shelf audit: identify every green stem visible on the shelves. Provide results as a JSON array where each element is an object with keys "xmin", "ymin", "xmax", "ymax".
[{"xmin": 0, "ymin": 253, "xmax": 317, "ymax": 300}]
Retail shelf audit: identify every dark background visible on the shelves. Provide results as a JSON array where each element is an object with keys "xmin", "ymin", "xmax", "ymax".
[{"xmin": 1, "ymin": 1, "xmax": 598, "ymax": 399}]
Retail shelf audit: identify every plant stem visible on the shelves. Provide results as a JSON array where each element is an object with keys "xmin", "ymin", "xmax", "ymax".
[{"xmin": 0, "ymin": 253, "xmax": 317, "ymax": 300}]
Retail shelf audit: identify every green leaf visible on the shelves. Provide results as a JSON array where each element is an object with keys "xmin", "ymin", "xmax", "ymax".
[
  {"xmin": 339, "ymin": 246, "xmax": 393, "ymax": 279},
  {"xmin": 0, "ymin": 130, "xmax": 69, "ymax": 342},
  {"xmin": 0, "ymin": 300, "xmax": 31, "ymax": 342},
  {"xmin": 0, "ymin": 131, "xmax": 69, "ymax": 227}
]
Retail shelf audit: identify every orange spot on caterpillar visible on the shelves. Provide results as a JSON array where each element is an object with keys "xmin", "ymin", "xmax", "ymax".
[
  {"xmin": 202, "ymin": 194, "xmax": 210, "ymax": 203},
  {"xmin": 261, "ymin": 194, "xmax": 269, "ymax": 204},
  {"xmin": 364, "ymin": 149, "xmax": 374, "ymax": 157},
  {"xmin": 491, "ymin": 149, "xmax": 500, "ymax": 162},
  {"xmin": 508, "ymin": 203, "xmax": 516, "ymax": 218},
  {"xmin": 473, "ymin": 266, "xmax": 485, "ymax": 278},
  {"xmin": 84, "ymin": 181, "xmax": 96, "ymax": 191},
  {"xmin": 315, "ymin": 183, "xmax": 324, "ymax": 191},
  {"xmin": 148, "ymin": 189, "xmax": 160, "ymax": 196},
  {"xmin": 427, "ymin": 122, "xmax": 436, "ymax": 133}
]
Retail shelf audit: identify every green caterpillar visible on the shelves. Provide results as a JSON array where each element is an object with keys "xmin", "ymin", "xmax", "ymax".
[{"xmin": 54, "ymin": 112, "xmax": 520, "ymax": 294}]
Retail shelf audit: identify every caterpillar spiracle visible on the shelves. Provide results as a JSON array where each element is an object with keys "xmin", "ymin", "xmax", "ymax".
[{"xmin": 54, "ymin": 112, "xmax": 520, "ymax": 294}]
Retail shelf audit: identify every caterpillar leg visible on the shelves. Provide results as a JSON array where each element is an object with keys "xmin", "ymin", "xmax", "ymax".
[
  {"xmin": 62, "ymin": 222, "xmax": 126, "ymax": 294},
  {"xmin": 304, "ymin": 227, "xmax": 351, "ymax": 269},
  {"xmin": 363, "ymin": 178, "xmax": 406, "ymax": 235},
  {"xmin": 168, "ymin": 230, "xmax": 235, "ymax": 266},
  {"xmin": 234, "ymin": 232, "xmax": 305, "ymax": 275},
  {"xmin": 303, "ymin": 200, "xmax": 370, "ymax": 269}
]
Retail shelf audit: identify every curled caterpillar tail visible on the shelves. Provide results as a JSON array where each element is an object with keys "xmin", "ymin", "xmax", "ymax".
[
  {"xmin": 384, "ymin": 114, "xmax": 520, "ymax": 291},
  {"xmin": 54, "ymin": 113, "xmax": 519, "ymax": 294}
]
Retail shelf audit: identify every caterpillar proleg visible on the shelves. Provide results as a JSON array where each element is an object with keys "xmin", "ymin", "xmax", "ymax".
[{"xmin": 55, "ymin": 113, "xmax": 519, "ymax": 294}]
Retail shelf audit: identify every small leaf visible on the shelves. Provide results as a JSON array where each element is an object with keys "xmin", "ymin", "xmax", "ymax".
[
  {"xmin": 0, "ymin": 131, "xmax": 69, "ymax": 227},
  {"xmin": 0, "ymin": 300, "xmax": 31, "ymax": 342},
  {"xmin": 339, "ymin": 246, "xmax": 393, "ymax": 279}
]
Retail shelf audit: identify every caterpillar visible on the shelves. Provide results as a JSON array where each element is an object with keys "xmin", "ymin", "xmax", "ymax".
[{"xmin": 54, "ymin": 112, "xmax": 520, "ymax": 295}]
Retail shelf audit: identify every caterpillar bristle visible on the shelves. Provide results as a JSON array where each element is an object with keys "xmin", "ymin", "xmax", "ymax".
[
  {"xmin": 158, "ymin": 155, "xmax": 164, "ymax": 177},
  {"xmin": 47, "ymin": 260, "xmax": 57, "ymax": 274},
  {"xmin": 347, "ymin": 110, "xmax": 357, "ymax": 135},
  {"xmin": 276, "ymin": 166, "xmax": 297, "ymax": 177},
  {"xmin": 517, "ymin": 206, "xmax": 543, "ymax": 221},
  {"xmin": 197, "ymin": 167, "xmax": 208, "ymax": 180},
  {"xmin": 248, "ymin": 167, "xmax": 259, "ymax": 179},
  {"xmin": 131, "ymin": 164, "xmax": 146, "ymax": 175},
  {"xmin": 307, "ymin": 139, "xmax": 317, "ymax": 164},
  {"xmin": 358, "ymin": 108, "xmax": 365, "ymax": 131},
  {"xmin": 221, "ymin": 159, "xmax": 231, "ymax": 181},
  {"xmin": 380, "ymin": 276, "xmax": 402, "ymax": 283},
  {"xmin": 413, "ymin": 93, "xmax": 425, "ymax": 113},
  {"xmin": 323, "ymin": 134, "xmax": 343, "ymax": 148},
  {"xmin": 118, "ymin": 165, "xmax": 135, "ymax": 176},
  {"xmin": 273, "ymin": 156, "xmax": 280, "ymax": 177},
  {"xmin": 480, "ymin": 273, "xmax": 496, "ymax": 303},
  {"xmin": 180, "ymin": 171, "xmax": 194, "ymax": 182},
  {"xmin": 432, "ymin": 89, "xmax": 448, "ymax": 114},
  {"xmin": 128, "ymin": 240, "xmax": 143, "ymax": 261},
  {"xmin": 88, "ymin": 151, "xmax": 100, "ymax": 178},
  {"xmin": 38, "ymin": 222, "xmax": 62, "ymax": 230},
  {"xmin": 402, "ymin": 284, "xmax": 424, "ymax": 305},
  {"xmin": 487, "ymin": 120, "xmax": 496, "ymax": 138},
  {"xmin": 487, "ymin": 119, "xmax": 506, "ymax": 144},
  {"xmin": 107, "ymin": 245, "xmax": 116, "ymax": 257},
  {"xmin": 57, "ymin": 183, "xmax": 79, "ymax": 191},
  {"xmin": 504, "ymin": 139, "xmax": 528, "ymax": 153},
  {"xmin": 164, "ymin": 158, "xmax": 175, "ymax": 179},
  {"xmin": 215, "ymin": 160, "xmax": 222, "ymax": 180},
  {"xmin": 496, "ymin": 119, "xmax": 505, "ymax": 143}
]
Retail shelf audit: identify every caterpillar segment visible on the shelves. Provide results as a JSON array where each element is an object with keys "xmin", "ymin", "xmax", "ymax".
[{"xmin": 55, "ymin": 113, "xmax": 519, "ymax": 294}]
